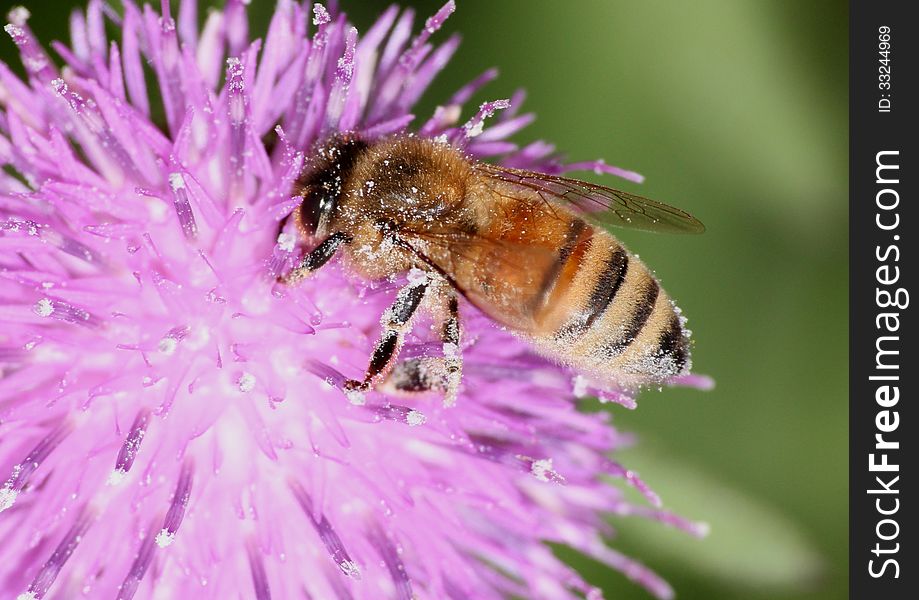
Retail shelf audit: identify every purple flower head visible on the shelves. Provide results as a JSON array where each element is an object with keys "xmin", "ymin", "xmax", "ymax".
[{"xmin": 0, "ymin": 2, "xmax": 710, "ymax": 599}]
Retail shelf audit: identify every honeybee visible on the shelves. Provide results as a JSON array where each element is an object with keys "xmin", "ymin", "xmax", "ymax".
[{"xmin": 282, "ymin": 134, "xmax": 703, "ymax": 404}]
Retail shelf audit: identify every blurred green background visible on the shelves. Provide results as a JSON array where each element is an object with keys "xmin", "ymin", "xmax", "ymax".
[{"xmin": 1, "ymin": 1, "xmax": 847, "ymax": 598}]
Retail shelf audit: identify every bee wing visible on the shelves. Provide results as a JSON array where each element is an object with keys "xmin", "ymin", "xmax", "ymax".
[
  {"xmin": 399, "ymin": 226, "xmax": 568, "ymax": 328},
  {"xmin": 401, "ymin": 228, "xmax": 560, "ymax": 277},
  {"xmin": 474, "ymin": 162, "xmax": 705, "ymax": 234}
]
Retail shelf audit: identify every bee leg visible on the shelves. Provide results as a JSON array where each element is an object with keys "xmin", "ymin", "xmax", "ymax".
[
  {"xmin": 343, "ymin": 276, "xmax": 430, "ymax": 399},
  {"xmin": 439, "ymin": 293, "xmax": 462, "ymax": 407},
  {"xmin": 381, "ymin": 357, "xmax": 447, "ymax": 395},
  {"xmin": 280, "ymin": 232, "xmax": 352, "ymax": 285},
  {"xmin": 379, "ymin": 289, "xmax": 462, "ymax": 406}
]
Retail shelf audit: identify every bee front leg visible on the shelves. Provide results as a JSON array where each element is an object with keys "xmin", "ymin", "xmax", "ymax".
[
  {"xmin": 343, "ymin": 275, "xmax": 430, "ymax": 401},
  {"xmin": 280, "ymin": 232, "xmax": 352, "ymax": 285}
]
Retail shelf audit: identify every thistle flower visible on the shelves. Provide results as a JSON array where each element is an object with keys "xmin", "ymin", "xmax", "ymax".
[{"xmin": 0, "ymin": 2, "xmax": 709, "ymax": 599}]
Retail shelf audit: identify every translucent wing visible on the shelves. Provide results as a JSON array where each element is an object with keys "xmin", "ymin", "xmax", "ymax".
[
  {"xmin": 395, "ymin": 221, "xmax": 565, "ymax": 321},
  {"xmin": 397, "ymin": 225, "xmax": 573, "ymax": 330},
  {"xmin": 474, "ymin": 162, "xmax": 705, "ymax": 234},
  {"xmin": 399, "ymin": 227, "xmax": 559, "ymax": 282}
]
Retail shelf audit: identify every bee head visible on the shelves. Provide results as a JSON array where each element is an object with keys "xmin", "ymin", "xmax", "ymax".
[{"xmin": 296, "ymin": 134, "xmax": 368, "ymax": 236}]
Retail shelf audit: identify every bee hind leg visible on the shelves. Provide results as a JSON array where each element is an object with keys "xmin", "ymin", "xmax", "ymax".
[
  {"xmin": 381, "ymin": 357, "xmax": 447, "ymax": 394},
  {"xmin": 439, "ymin": 293, "xmax": 462, "ymax": 407},
  {"xmin": 343, "ymin": 275, "xmax": 431, "ymax": 401},
  {"xmin": 279, "ymin": 232, "xmax": 352, "ymax": 285}
]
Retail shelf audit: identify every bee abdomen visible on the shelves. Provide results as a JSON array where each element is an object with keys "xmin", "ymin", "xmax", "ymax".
[
  {"xmin": 578, "ymin": 246, "xmax": 629, "ymax": 331},
  {"xmin": 536, "ymin": 231, "xmax": 689, "ymax": 384},
  {"xmin": 655, "ymin": 311, "xmax": 690, "ymax": 372},
  {"xmin": 598, "ymin": 276, "xmax": 659, "ymax": 357}
]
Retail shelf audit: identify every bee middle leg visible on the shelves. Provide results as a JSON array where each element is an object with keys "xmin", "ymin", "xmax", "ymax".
[
  {"xmin": 380, "ymin": 289, "xmax": 463, "ymax": 406},
  {"xmin": 343, "ymin": 275, "xmax": 431, "ymax": 399}
]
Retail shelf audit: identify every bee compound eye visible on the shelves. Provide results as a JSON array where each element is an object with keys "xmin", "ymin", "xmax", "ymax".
[{"xmin": 298, "ymin": 190, "xmax": 323, "ymax": 235}]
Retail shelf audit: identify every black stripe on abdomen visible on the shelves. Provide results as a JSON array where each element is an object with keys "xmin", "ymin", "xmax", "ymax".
[
  {"xmin": 557, "ymin": 246, "xmax": 628, "ymax": 338},
  {"xmin": 530, "ymin": 218, "xmax": 587, "ymax": 312},
  {"xmin": 602, "ymin": 278, "xmax": 660, "ymax": 356},
  {"xmin": 657, "ymin": 313, "xmax": 688, "ymax": 371},
  {"xmin": 582, "ymin": 247, "xmax": 629, "ymax": 330}
]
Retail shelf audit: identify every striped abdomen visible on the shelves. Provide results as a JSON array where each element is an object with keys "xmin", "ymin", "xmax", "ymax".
[
  {"xmin": 532, "ymin": 219, "xmax": 689, "ymax": 385},
  {"xmin": 454, "ymin": 210, "xmax": 691, "ymax": 386}
]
